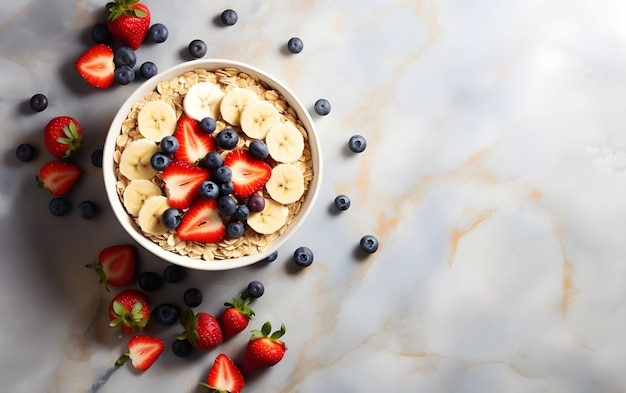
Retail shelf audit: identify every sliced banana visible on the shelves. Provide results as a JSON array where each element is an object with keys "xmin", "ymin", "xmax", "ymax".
[
  {"xmin": 220, "ymin": 88, "xmax": 259, "ymax": 126},
  {"xmin": 123, "ymin": 179, "xmax": 163, "ymax": 217},
  {"xmin": 265, "ymin": 123, "xmax": 304, "ymax": 163},
  {"xmin": 119, "ymin": 139, "xmax": 159, "ymax": 180},
  {"xmin": 239, "ymin": 100, "xmax": 281, "ymax": 139},
  {"xmin": 137, "ymin": 100, "xmax": 177, "ymax": 142},
  {"xmin": 137, "ymin": 195, "xmax": 170, "ymax": 236},
  {"xmin": 265, "ymin": 163, "xmax": 305, "ymax": 205},
  {"xmin": 183, "ymin": 81, "xmax": 225, "ymax": 122},
  {"xmin": 247, "ymin": 198, "xmax": 288, "ymax": 234}
]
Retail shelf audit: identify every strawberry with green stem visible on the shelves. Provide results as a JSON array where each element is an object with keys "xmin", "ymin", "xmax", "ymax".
[
  {"xmin": 43, "ymin": 116, "xmax": 82, "ymax": 158},
  {"xmin": 115, "ymin": 335, "xmax": 165, "ymax": 371},
  {"xmin": 85, "ymin": 244, "xmax": 136, "ymax": 291},
  {"xmin": 177, "ymin": 308, "xmax": 223, "ymax": 350},
  {"xmin": 106, "ymin": 0, "xmax": 151, "ymax": 50},
  {"xmin": 109, "ymin": 289, "xmax": 150, "ymax": 336},
  {"xmin": 220, "ymin": 294, "xmax": 255, "ymax": 340},
  {"xmin": 241, "ymin": 322, "xmax": 287, "ymax": 375}
]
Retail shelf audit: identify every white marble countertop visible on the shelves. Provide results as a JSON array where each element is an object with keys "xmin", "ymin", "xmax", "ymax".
[{"xmin": 3, "ymin": 0, "xmax": 626, "ymax": 392}]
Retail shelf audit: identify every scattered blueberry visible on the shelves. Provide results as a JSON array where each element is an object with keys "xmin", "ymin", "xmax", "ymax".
[
  {"xmin": 160, "ymin": 135, "xmax": 179, "ymax": 154},
  {"xmin": 77, "ymin": 200, "xmax": 97, "ymax": 219},
  {"xmin": 114, "ymin": 65, "xmax": 135, "ymax": 85},
  {"xmin": 29, "ymin": 93, "xmax": 48, "ymax": 112},
  {"xmin": 139, "ymin": 271, "xmax": 163, "ymax": 291},
  {"xmin": 314, "ymin": 98, "xmax": 331, "ymax": 116},
  {"xmin": 16, "ymin": 143, "xmax": 35, "ymax": 162},
  {"xmin": 287, "ymin": 37, "xmax": 304, "ymax": 54},
  {"xmin": 139, "ymin": 61, "xmax": 158, "ymax": 79},
  {"xmin": 113, "ymin": 46, "xmax": 137, "ymax": 68},
  {"xmin": 334, "ymin": 194, "xmax": 350, "ymax": 211},
  {"xmin": 49, "ymin": 197, "xmax": 70, "ymax": 216},
  {"xmin": 91, "ymin": 23, "xmax": 112, "ymax": 44},
  {"xmin": 220, "ymin": 9, "xmax": 238, "ymax": 26},
  {"xmin": 247, "ymin": 280, "xmax": 265, "ymax": 298},
  {"xmin": 216, "ymin": 128, "xmax": 239, "ymax": 149},
  {"xmin": 226, "ymin": 221, "xmax": 245, "ymax": 238},
  {"xmin": 218, "ymin": 195, "xmax": 237, "ymax": 216},
  {"xmin": 148, "ymin": 23, "xmax": 169, "ymax": 43},
  {"xmin": 161, "ymin": 207, "xmax": 182, "ymax": 230},
  {"xmin": 163, "ymin": 264, "xmax": 186, "ymax": 283},
  {"xmin": 262, "ymin": 251, "xmax": 278, "ymax": 263},
  {"xmin": 247, "ymin": 193, "xmax": 265, "ymax": 212},
  {"xmin": 153, "ymin": 303, "xmax": 179, "ymax": 326},
  {"xmin": 183, "ymin": 288, "xmax": 203, "ymax": 307},
  {"xmin": 172, "ymin": 338, "xmax": 193, "ymax": 358},
  {"xmin": 359, "ymin": 235, "xmax": 379, "ymax": 254},
  {"xmin": 293, "ymin": 246, "xmax": 314, "ymax": 267},
  {"xmin": 249, "ymin": 139, "xmax": 269, "ymax": 160},
  {"xmin": 234, "ymin": 204, "xmax": 249, "ymax": 221},
  {"xmin": 199, "ymin": 180, "xmax": 220, "ymax": 200},
  {"xmin": 212, "ymin": 166, "xmax": 232, "ymax": 183},
  {"xmin": 348, "ymin": 134, "xmax": 367, "ymax": 153},
  {"xmin": 219, "ymin": 181, "xmax": 234, "ymax": 196},
  {"xmin": 151, "ymin": 152, "xmax": 170, "ymax": 170},
  {"xmin": 200, "ymin": 117, "xmax": 217, "ymax": 133},
  {"xmin": 91, "ymin": 148, "xmax": 103, "ymax": 168},
  {"xmin": 188, "ymin": 39, "xmax": 207, "ymax": 58},
  {"xmin": 203, "ymin": 151, "xmax": 223, "ymax": 169}
]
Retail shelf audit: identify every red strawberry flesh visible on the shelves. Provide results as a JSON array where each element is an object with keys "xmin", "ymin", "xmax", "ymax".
[
  {"xmin": 115, "ymin": 335, "xmax": 165, "ymax": 371},
  {"xmin": 224, "ymin": 149, "xmax": 271, "ymax": 198},
  {"xmin": 162, "ymin": 160, "xmax": 210, "ymax": 209},
  {"xmin": 174, "ymin": 117, "xmax": 215, "ymax": 165},
  {"xmin": 201, "ymin": 354, "xmax": 244, "ymax": 393},
  {"xmin": 37, "ymin": 161, "xmax": 81, "ymax": 196},
  {"xmin": 86, "ymin": 244, "xmax": 136, "ymax": 291},
  {"xmin": 75, "ymin": 44, "xmax": 115, "ymax": 89},
  {"xmin": 176, "ymin": 199, "xmax": 225, "ymax": 243}
]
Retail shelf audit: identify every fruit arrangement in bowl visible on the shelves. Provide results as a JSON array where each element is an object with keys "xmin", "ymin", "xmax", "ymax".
[{"xmin": 103, "ymin": 59, "xmax": 322, "ymax": 270}]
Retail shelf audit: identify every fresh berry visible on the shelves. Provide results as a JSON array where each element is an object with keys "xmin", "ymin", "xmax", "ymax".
[
  {"xmin": 348, "ymin": 134, "xmax": 367, "ymax": 153},
  {"xmin": 220, "ymin": 9, "xmax": 238, "ymax": 26},
  {"xmin": 199, "ymin": 117, "xmax": 217, "ymax": 133},
  {"xmin": 91, "ymin": 23, "xmax": 112, "ymax": 44},
  {"xmin": 188, "ymin": 39, "xmax": 207, "ymax": 58},
  {"xmin": 43, "ymin": 116, "xmax": 82, "ymax": 158},
  {"xmin": 212, "ymin": 166, "xmax": 232, "ymax": 184},
  {"xmin": 360, "ymin": 235, "xmax": 379, "ymax": 254},
  {"xmin": 163, "ymin": 264, "xmax": 185, "ymax": 283},
  {"xmin": 138, "ymin": 271, "xmax": 163, "ymax": 291},
  {"xmin": 247, "ymin": 281, "xmax": 265, "ymax": 298},
  {"xmin": 85, "ymin": 244, "xmax": 136, "ymax": 291},
  {"xmin": 224, "ymin": 149, "xmax": 272, "ymax": 198},
  {"xmin": 172, "ymin": 338, "xmax": 193, "ymax": 357},
  {"xmin": 106, "ymin": 0, "xmax": 151, "ymax": 50},
  {"xmin": 78, "ymin": 200, "xmax": 97, "ymax": 219},
  {"xmin": 200, "ymin": 354, "xmax": 244, "ymax": 393},
  {"xmin": 226, "ymin": 221, "xmax": 244, "ymax": 238},
  {"xmin": 161, "ymin": 207, "xmax": 182, "ymax": 230},
  {"xmin": 159, "ymin": 135, "xmax": 178, "ymax": 154},
  {"xmin": 334, "ymin": 194, "xmax": 350, "ymax": 211},
  {"xmin": 314, "ymin": 98, "xmax": 331, "ymax": 116},
  {"xmin": 174, "ymin": 116, "xmax": 216, "ymax": 164},
  {"xmin": 287, "ymin": 37, "xmax": 303, "ymax": 54},
  {"xmin": 109, "ymin": 289, "xmax": 150, "ymax": 335},
  {"xmin": 199, "ymin": 180, "xmax": 220, "ymax": 200},
  {"xmin": 139, "ymin": 61, "xmax": 158, "ymax": 79},
  {"xmin": 262, "ymin": 251, "xmax": 278, "ymax": 263},
  {"xmin": 242, "ymin": 322, "xmax": 287, "ymax": 374},
  {"xmin": 75, "ymin": 44, "xmax": 115, "ymax": 89},
  {"xmin": 113, "ymin": 45, "xmax": 137, "ymax": 67},
  {"xmin": 115, "ymin": 335, "xmax": 165, "ymax": 371},
  {"xmin": 215, "ymin": 128, "xmax": 239, "ymax": 149},
  {"xmin": 234, "ymin": 204, "xmax": 249, "ymax": 220},
  {"xmin": 293, "ymin": 246, "xmax": 313, "ymax": 267},
  {"xmin": 29, "ymin": 93, "xmax": 48, "ymax": 112},
  {"xmin": 176, "ymin": 198, "xmax": 226, "ymax": 242},
  {"xmin": 16, "ymin": 143, "xmax": 35, "ymax": 162},
  {"xmin": 162, "ymin": 160, "xmax": 210, "ymax": 209},
  {"xmin": 247, "ymin": 193, "xmax": 265, "ymax": 212},
  {"xmin": 177, "ymin": 308, "xmax": 223, "ymax": 350},
  {"xmin": 48, "ymin": 197, "xmax": 71, "ymax": 216},
  {"xmin": 91, "ymin": 148, "xmax": 103, "ymax": 168},
  {"xmin": 183, "ymin": 288, "xmax": 203, "ymax": 308},
  {"xmin": 220, "ymin": 295, "xmax": 254, "ymax": 340},
  {"xmin": 37, "ymin": 161, "xmax": 81, "ymax": 196},
  {"xmin": 218, "ymin": 195, "xmax": 237, "ymax": 216},
  {"xmin": 148, "ymin": 23, "xmax": 168, "ymax": 43},
  {"xmin": 150, "ymin": 152, "xmax": 170, "ymax": 170},
  {"xmin": 114, "ymin": 65, "xmax": 135, "ymax": 85},
  {"xmin": 203, "ymin": 151, "xmax": 223, "ymax": 169},
  {"xmin": 248, "ymin": 139, "xmax": 269, "ymax": 160},
  {"xmin": 153, "ymin": 303, "xmax": 179, "ymax": 326},
  {"xmin": 219, "ymin": 181, "xmax": 234, "ymax": 196}
]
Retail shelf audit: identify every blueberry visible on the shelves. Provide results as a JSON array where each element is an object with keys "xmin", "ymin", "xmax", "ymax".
[
  {"xmin": 161, "ymin": 207, "xmax": 182, "ymax": 230},
  {"xmin": 29, "ymin": 93, "xmax": 48, "ymax": 112},
  {"xmin": 348, "ymin": 134, "xmax": 367, "ymax": 153},
  {"xmin": 216, "ymin": 128, "xmax": 239, "ymax": 149},
  {"xmin": 77, "ymin": 200, "xmax": 97, "ymax": 219},
  {"xmin": 204, "ymin": 151, "xmax": 223, "ymax": 169},
  {"xmin": 212, "ymin": 166, "xmax": 232, "ymax": 183},
  {"xmin": 200, "ymin": 117, "xmax": 217, "ymax": 133},
  {"xmin": 218, "ymin": 195, "xmax": 237, "ymax": 216},
  {"xmin": 247, "ymin": 280, "xmax": 265, "ymax": 298},
  {"xmin": 160, "ymin": 135, "xmax": 179, "ymax": 154},
  {"xmin": 91, "ymin": 148, "xmax": 103, "ymax": 168},
  {"xmin": 172, "ymin": 339, "xmax": 193, "ymax": 358},
  {"xmin": 113, "ymin": 46, "xmax": 137, "ymax": 68},
  {"xmin": 219, "ymin": 181, "xmax": 234, "ymax": 196},
  {"xmin": 199, "ymin": 180, "xmax": 219, "ymax": 200},
  {"xmin": 139, "ymin": 61, "xmax": 158, "ymax": 79},
  {"xmin": 287, "ymin": 37, "xmax": 304, "ymax": 54},
  {"xmin": 16, "ymin": 143, "xmax": 35, "ymax": 162},
  {"xmin": 249, "ymin": 139, "xmax": 269, "ymax": 160},
  {"xmin": 262, "ymin": 251, "xmax": 278, "ymax": 263},
  {"xmin": 359, "ymin": 235, "xmax": 379, "ymax": 254},
  {"xmin": 334, "ymin": 194, "xmax": 350, "ymax": 211},
  {"xmin": 148, "ymin": 23, "xmax": 169, "ymax": 43},
  {"xmin": 49, "ymin": 197, "xmax": 70, "ymax": 216},
  {"xmin": 139, "ymin": 271, "xmax": 163, "ymax": 291},
  {"xmin": 91, "ymin": 23, "xmax": 111, "ymax": 44},
  {"xmin": 293, "ymin": 246, "xmax": 314, "ymax": 267},
  {"xmin": 226, "ymin": 221, "xmax": 245, "ymax": 238},
  {"xmin": 234, "ymin": 204, "xmax": 249, "ymax": 221},
  {"xmin": 153, "ymin": 303, "xmax": 179, "ymax": 326},
  {"xmin": 151, "ymin": 152, "xmax": 170, "ymax": 170},
  {"xmin": 163, "ymin": 264, "xmax": 186, "ymax": 283},
  {"xmin": 220, "ymin": 9, "xmax": 238, "ymax": 26},
  {"xmin": 114, "ymin": 65, "xmax": 135, "ymax": 85},
  {"xmin": 188, "ymin": 39, "xmax": 207, "ymax": 58},
  {"xmin": 183, "ymin": 288, "xmax": 203, "ymax": 307},
  {"xmin": 247, "ymin": 194, "xmax": 265, "ymax": 212},
  {"xmin": 314, "ymin": 98, "xmax": 331, "ymax": 116}
]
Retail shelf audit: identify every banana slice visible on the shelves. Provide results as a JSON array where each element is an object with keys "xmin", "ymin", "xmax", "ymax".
[
  {"xmin": 239, "ymin": 100, "xmax": 281, "ymax": 139},
  {"xmin": 220, "ymin": 88, "xmax": 260, "ymax": 126},
  {"xmin": 123, "ymin": 179, "xmax": 163, "ymax": 217},
  {"xmin": 137, "ymin": 100, "xmax": 177, "ymax": 142},
  {"xmin": 265, "ymin": 123, "xmax": 304, "ymax": 163},
  {"xmin": 119, "ymin": 139, "xmax": 159, "ymax": 180},
  {"xmin": 183, "ymin": 81, "xmax": 225, "ymax": 122},
  {"xmin": 265, "ymin": 163, "xmax": 305, "ymax": 205},
  {"xmin": 247, "ymin": 198, "xmax": 289, "ymax": 234},
  {"xmin": 137, "ymin": 195, "xmax": 170, "ymax": 236}
]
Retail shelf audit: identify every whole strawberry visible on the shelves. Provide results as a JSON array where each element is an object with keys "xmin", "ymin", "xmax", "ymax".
[
  {"xmin": 220, "ymin": 294, "xmax": 255, "ymax": 340},
  {"xmin": 106, "ymin": 0, "xmax": 150, "ymax": 50},
  {"xmin": 241, "ymin": 322, "xmax": 287, "ymax": 375},
  {"xmin": 109, "ymin": 289, "xmax": 150, "ymax": 336},
  {"xmin": 44, "ymin": 116, "xmax": 82, "ymax": 158},
  {"xmin": 177, "ymin": 308, "xmax": 223, "ymax": 350}
]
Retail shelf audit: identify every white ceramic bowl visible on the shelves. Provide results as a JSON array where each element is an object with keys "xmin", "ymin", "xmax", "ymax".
[{"xmin": 103, "ymin": 59, "xmax": 322, "ymax": 270}]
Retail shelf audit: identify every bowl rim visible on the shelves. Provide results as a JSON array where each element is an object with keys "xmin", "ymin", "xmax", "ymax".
[{"xmin": 102, "ymin": 59, "xmax": 322, "ymax": 271}]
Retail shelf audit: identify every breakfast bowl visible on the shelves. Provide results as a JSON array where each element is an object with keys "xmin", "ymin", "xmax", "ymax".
[{"xmin": 102, "ymin": 59, "xmax": 322, "ymax": 271}]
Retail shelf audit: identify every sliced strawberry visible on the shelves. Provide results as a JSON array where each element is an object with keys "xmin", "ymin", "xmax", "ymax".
[
  {"xmin": 115, "ymin": 335, "xmax": 165, "ymax": 371},
  {"xmin": 37, "ymin": 161, "xmax": 81, "ymax": 196},
  {"xmin": 224, "ymin": 149, "xmax": 272, "ymax": 198},
  {"xmin": 174, "ymin": 117, "xmax": 215, "ymax": 165},
  {"xmin": 176, "ymin": 199, "xmax": 226, "ymax": 243},
  {"xmin": 162, "ymin": 160, "xmax": 210, "ymax": 209},
  {"xmin": 75, "ymin": 44, "xmax": 115, "ymax": 89},
  {"xmin": 200, "ymin": 354, "xmax": 244, "ymax": 393},
  {"xmin": 86, "ymin": 244, "xmax": 136, "ymax": 291}
]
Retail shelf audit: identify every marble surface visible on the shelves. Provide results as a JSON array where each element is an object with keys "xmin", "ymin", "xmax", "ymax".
[{"xmin": 2, "ymin": 0, "xmax": 626, "ymax": 392}]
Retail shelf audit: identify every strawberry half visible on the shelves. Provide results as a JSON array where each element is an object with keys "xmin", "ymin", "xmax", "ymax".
[
  {"xmin": 162, "ymin": 160, "xmax": 210, "ymax": 209},
  {"xmin": 115, "ymin": 335, "xmax": 165, "ymax": 371},
  {"xmin": 220, "ymin": 294, "xmax": 255, "ymax": 340},
  {"xmin": 75, "ymin": 44, "xmax": 115, "ymax": 89},
  {"xmin": 106, "ymin": 0, "xmax": 151, "ymax": 50},
  {"xmin": 109, "ymin": 289, "xmax": 150, "ymax": 336},
  {"xmin": 176, "ymin": 199, "xmax": 226, "ymax": 243},
  {"xmin": 44, "ymin": 116, "xmax": 82, "ymax": 158},
  {"xmin": 224, "ymin": 149, "xmax": 272, "ymax": 198},
  {"xmin": 37, "ymin": 161, "xmax": 81, "ymax": 196},
  {"xmin": 174, "ymin": 117, "xmax": 216, "ymax": 165},
  {"xmin": 241, "ymin": 321, "xmax": 287, "ymax": 375},
  {"xmin": 177, "ymin": 308, "xmax": 223, "ymax": 350},
  {"xmin": 200, "ymin": 354, "xmax": 244, "ymax": 393},
  {"xmin": 85, "ymin": 244, "xmax": 136, "ymax": 292}
]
